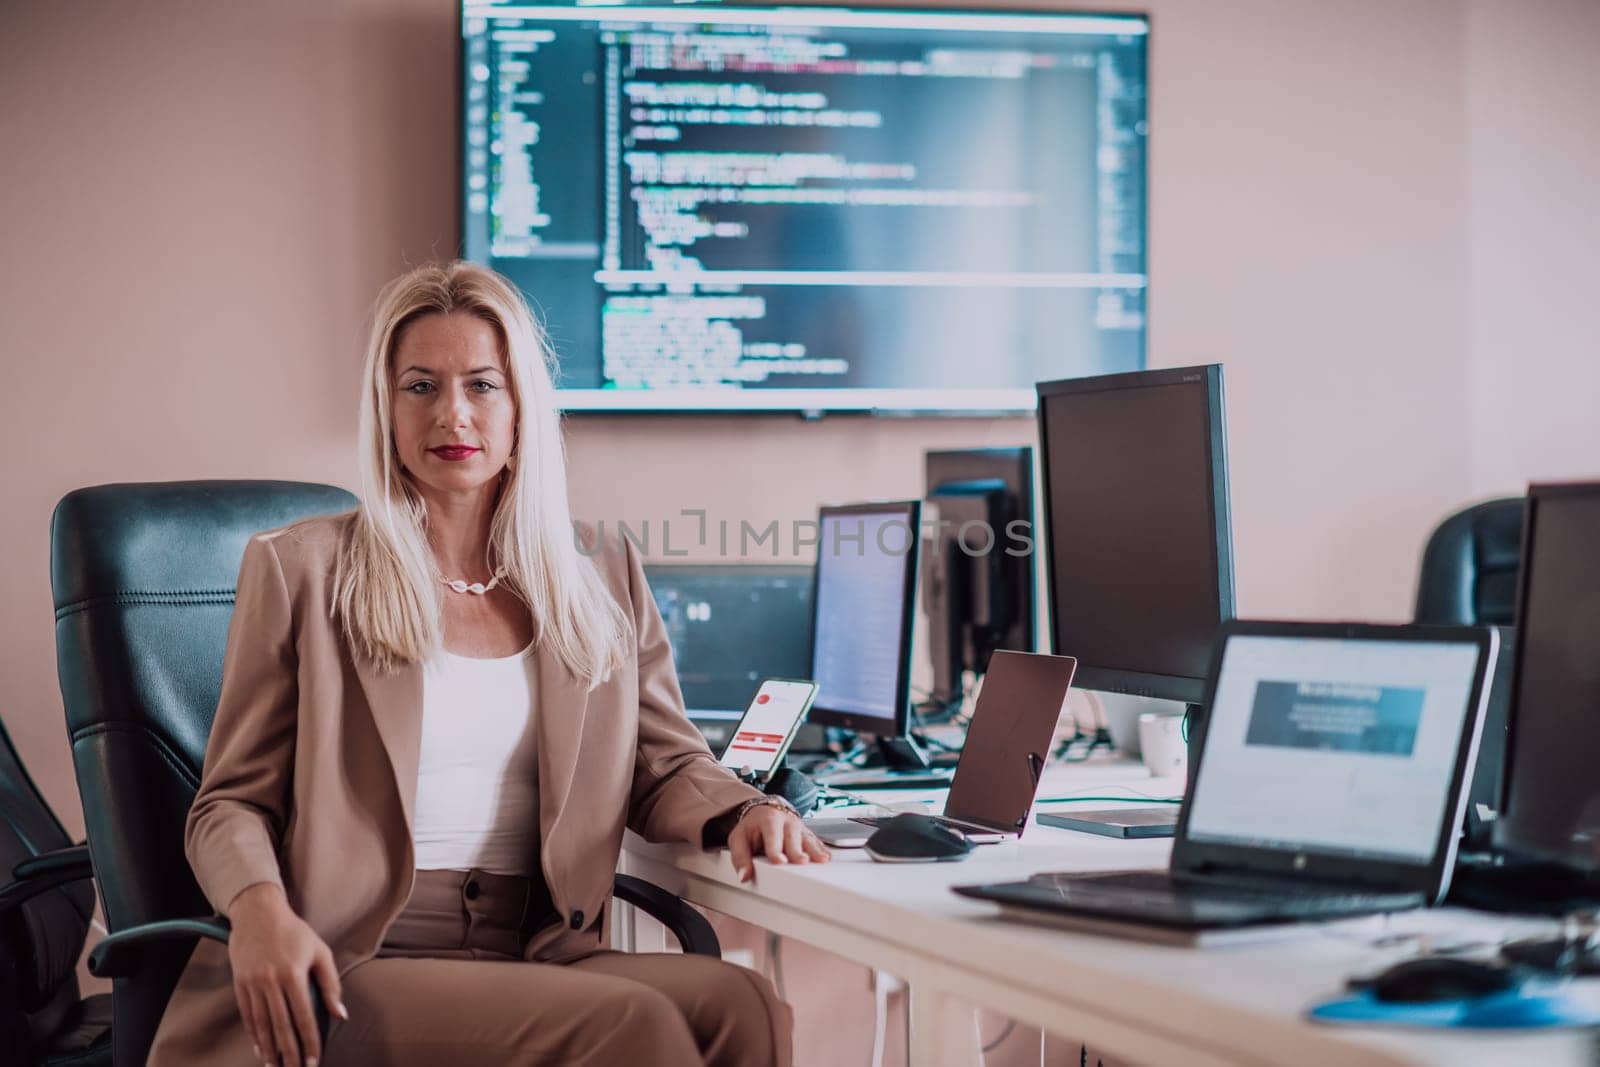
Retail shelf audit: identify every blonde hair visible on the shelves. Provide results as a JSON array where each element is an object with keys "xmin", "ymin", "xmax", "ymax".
[{"xmin": 335, "ymin": 261, "xmax": 629, "ymax": 685}]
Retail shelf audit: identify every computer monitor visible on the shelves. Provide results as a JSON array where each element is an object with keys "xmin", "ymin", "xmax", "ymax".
[
  {"xmin": 1494, "ymin": 483, "xmax": 1600, "ymax": 874},
  {"xmin": 646, "ymin": 564, "xmax": 815, "ymax": 721},
  {"xmin": 459, "ymin": 3, "xmax": 1149, "ymax": 413},
  {"xmin": 808, "ymin": 501, "xmax": 923, "ymax": 757},
  {"xmin": 1035, "ymin": 365, "xmax": 1236, "ymax": 705},
  {"xmin": 922, "ymin": 448, "xmax": 1036, "ymax": 708}
]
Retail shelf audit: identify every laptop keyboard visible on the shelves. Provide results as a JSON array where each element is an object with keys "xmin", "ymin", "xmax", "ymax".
[{"xmin": 1033, "ymin": 870, "xmax": 1423, "ymax": 917}]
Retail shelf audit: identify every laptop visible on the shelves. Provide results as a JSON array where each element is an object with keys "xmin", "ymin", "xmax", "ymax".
[
  {"xmin": 809, "ymin": 651, "xmax": 1078, "ymax": 846},
  {"xmin": 955, "ymin": 621, "xmax": 1498, "ymax": 940}
]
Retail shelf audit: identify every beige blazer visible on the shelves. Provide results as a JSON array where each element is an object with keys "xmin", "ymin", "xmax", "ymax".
[{"xmin": 148, "ymin": 512, "xmax": 763, "ymax": 1066}]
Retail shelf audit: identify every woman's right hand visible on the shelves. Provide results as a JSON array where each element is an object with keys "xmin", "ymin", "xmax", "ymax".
[{"xmin": 226, "ymin": 883, "xmax": 347, "ymax": 1067}]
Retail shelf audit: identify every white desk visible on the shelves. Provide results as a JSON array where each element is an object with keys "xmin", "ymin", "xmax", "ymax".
[{"xmin": 619, "ymin": 760, "xmax": 1598, "ymax": 1066}]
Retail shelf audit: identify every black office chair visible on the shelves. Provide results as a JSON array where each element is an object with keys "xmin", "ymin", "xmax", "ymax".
[
  {"xmin": 1413, "ymin": 496, "xmax": 1525, "ymax": 627},
  {"xmin": 0, "ymin": 712, "xmax": 109, "ymax": 1066},
  {"xmin": 51, "ymin": 481, "xmax": 719, "ymax": 1066},
  {"xmin": 1413, "ymin": 495, "xmax": 1525, "ymax": 850}
]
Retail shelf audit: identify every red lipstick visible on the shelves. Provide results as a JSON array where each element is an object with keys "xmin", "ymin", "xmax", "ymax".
[{"xmin": 429, "ymin": 445, "xmax": 481, "ymax": 461}]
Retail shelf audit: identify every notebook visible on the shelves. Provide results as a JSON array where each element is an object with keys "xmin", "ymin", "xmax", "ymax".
[{"xmin": 810, "ymin": 651, "xmax": 1077, "ymax": 845}]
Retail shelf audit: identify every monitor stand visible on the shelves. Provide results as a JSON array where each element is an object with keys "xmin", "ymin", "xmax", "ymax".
[{"xmin": 874, "ymin": 735, "xmax": 931, "ymax": 770}]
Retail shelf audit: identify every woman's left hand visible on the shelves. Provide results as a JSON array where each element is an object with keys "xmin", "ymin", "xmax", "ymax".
[{"xmin": 727, "ymin": 803, "xmax": 831, "ymax": 883}]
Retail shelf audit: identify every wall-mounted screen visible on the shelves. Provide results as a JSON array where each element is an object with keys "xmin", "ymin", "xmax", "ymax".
[{"xmin": 462, "ymin": 3, "xmax": 1148, "ymax": 413}]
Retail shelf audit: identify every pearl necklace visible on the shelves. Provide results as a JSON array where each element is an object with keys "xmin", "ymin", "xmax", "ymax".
[{"xmin": 440, "ymin": 569, "xmax": 507, "ymax": 596}]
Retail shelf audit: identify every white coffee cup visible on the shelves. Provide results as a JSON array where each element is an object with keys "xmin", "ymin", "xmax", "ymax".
[{"xmin": 1138, "ymin": 712, "xmax": 1188, "ymax": 779}]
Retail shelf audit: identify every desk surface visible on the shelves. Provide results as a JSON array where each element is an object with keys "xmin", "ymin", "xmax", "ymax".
[{"xmin": 621, "ymin": 760, "xmax": 1598, "ymax": 1067}]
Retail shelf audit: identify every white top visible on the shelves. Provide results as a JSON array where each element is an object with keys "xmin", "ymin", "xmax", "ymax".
[{"xmin": 412, "ymin": 644, "xmax": 539, "ymax": 876}]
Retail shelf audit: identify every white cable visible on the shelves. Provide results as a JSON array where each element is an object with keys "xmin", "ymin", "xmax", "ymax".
[
  {"xmin": 819, "ymin": 784, "xmax": 926, "ymax": 815},
  {"xmin": 1083, "ymin": 688, "xmax": 1108, "ymax": 730}
]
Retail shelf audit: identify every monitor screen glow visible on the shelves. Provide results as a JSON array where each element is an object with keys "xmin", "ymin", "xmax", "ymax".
[
  {"xmin": 809, "ymin": 503, "xmax": 921, "ymax": 735},
  {"xmin": 461, "ymin": 3, "xmax": 1149, "ymax": 412}
]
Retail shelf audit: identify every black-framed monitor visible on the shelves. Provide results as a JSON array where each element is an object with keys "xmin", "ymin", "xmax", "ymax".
[
  {"xmin": 1494, "ymin": 482, "xmax": 1600, "ymax": 874},
  {"xmin": 808, "ymin": 501, "xmax": 922, "ymax": 750},
  {"xmin": 1036, "ymin": 365, "xmax": 1235, "ymax": 704},
  {"xmin": 459, "ymin": 2, "xmax": 1149, "ymax": 413},
  {"xmin": 922, "ymin": 448, "xmax": 1036, "ymax": 708}
]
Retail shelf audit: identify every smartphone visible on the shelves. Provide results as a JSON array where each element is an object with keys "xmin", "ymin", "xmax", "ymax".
[{"xmin": 718, "ymin": 678, "xmax": 820, "ymax": 782}]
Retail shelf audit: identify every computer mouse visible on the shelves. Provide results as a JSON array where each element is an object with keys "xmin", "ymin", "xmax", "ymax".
[
  {"xmin": 1365, "ymin": 956, "xmax": 1522, "ymax": 1004},
  {"xmin": 864, "ymin": 814, "xmax": 974, "ymax": 863}
]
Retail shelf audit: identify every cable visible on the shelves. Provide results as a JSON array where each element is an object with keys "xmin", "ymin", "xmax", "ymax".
[
  {"xmin": 1053, "ymin": 730, "xmax": 1117, "ymax": 763},
  {"xmin": 818, "ymin": 784, "xmax": 924, "ymax": 815},
  {"xmin": 980, "ymin": 1019, "xmax": 1016, "ymax": 1053},
  {"xmin": 1035, "ymin": 795, "xmax": 1183, "ymax": 805},
  {"xmin": 915, "ymin": 730, "xmax": 965, "ymax": 755},
  {"xmin": 802, "ymin": 737, "xmax": 869, "ymax": 778},
  {"xmin": 914, "ymin": 671, "xmax": 980, "ymax": 726},
  {"xmin": 1035, "ymin": 784, "xmax": 1183, "ymax": 804}
]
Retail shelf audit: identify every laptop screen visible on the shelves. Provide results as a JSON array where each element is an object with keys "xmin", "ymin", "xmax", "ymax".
[
  {"xmin": 1184, "ymin": 634, "xmax": 1484, "ymax": 864},
  {"xmin": 944, "ymin": 651, "xmax": 1077, "ymax": 832}
]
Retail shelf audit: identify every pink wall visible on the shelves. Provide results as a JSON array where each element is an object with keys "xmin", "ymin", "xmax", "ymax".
[
  {"xmin": 1, "ymin": 0, "xmax": 458, "ymax": 834},
  {"xmin": 1466, "ymin": 0, "xmax": 1600, "ymax": 497},
  {"xmin": 4, "ymin": 2, "xmax": 1595, "ymax": 1053}
]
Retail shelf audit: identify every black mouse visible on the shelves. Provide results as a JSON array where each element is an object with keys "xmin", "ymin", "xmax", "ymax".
[
  {"xmin": 864, "ymin": 814, "xmax": 974, "ymax": 863},
  {"xmin": 1362, "ymin": 956, "xmax": 1521, "ymax": 1003}
]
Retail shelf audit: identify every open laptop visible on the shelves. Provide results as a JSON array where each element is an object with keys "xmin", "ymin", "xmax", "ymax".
[
  {"xmin": 809, "ymin": 651, "xmax": 1077, "ymax": 845},
  {"xmin": 955, "ymin": 622, "xmax": 1498, "ymax": 940}
]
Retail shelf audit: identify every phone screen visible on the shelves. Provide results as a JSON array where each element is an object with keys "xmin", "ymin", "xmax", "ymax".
[{"xmin": 719, "ymin": 679, "xmax": 818, "ymax": 776}]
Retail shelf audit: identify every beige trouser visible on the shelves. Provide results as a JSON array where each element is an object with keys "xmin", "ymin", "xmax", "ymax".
[{"xmin": 323, "ymin": 868, "xmax": 792, "ymax": 1066}]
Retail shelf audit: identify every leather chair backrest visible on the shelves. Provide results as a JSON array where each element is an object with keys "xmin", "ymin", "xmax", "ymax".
[
  {"xmin": 1414, "ymin": 497, "xmax": 1525, "ymax": 627},
  {"xmin": 1414, "ymin": 496, "xmax": 1525, "ymax": 837},
  {"xmin": 51, "ymin": 482, "xmax": 357, "ymax": 936},
  {"xmin": 0, "ymin": 713, "xmax": 94, "ymax": 1049}
]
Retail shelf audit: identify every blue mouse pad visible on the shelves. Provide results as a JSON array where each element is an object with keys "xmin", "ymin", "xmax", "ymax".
[{"xmin": 1309, "ymin": 987, "xmax": 1600, "ymax": 1030}]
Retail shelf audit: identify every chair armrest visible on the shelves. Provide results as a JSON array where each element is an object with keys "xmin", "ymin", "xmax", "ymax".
[
  {"xmin": 13, "ymin": 842, "xmax": 93, "ymax": 882},
  {"xmin": 90, "ymin": 916, "xmax": 331, "ymax": 1042},
  {"xmin": 0, "ymin": 844, "xmax": 96, "ymax": 914},
  {"xmin": 88, "ymin": 916, "xmax": 233, "ymax": 978},
  {"xmin": 612, "ymin": 874, "xmax": 721, "ymax": 957}
]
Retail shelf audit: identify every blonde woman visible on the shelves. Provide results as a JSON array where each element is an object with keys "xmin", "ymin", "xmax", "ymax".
[{"xmin": 149, "ymin": 262, "xmax": 828, "ymax": 1067}]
